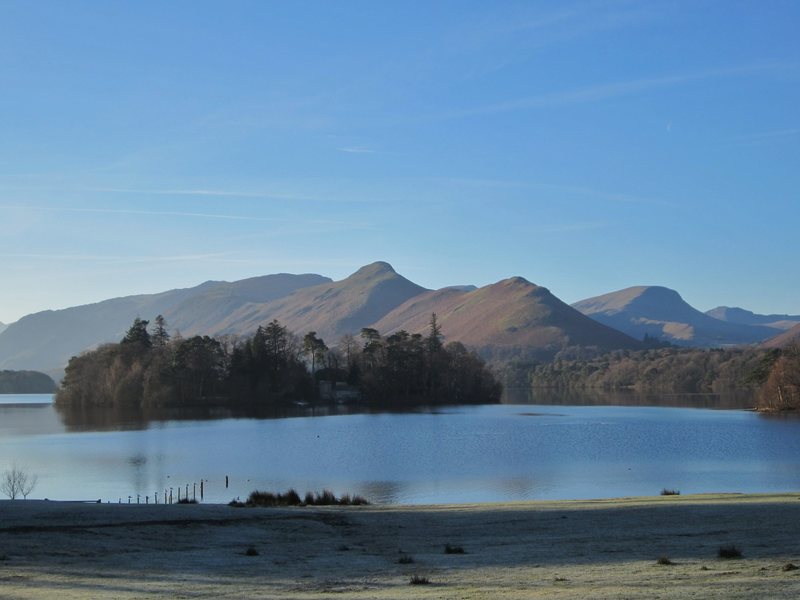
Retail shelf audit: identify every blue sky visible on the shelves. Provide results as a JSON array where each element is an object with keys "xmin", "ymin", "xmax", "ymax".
[{"xmin": 1, "ymin": 0, "xmax": 798, "ymax": 323}]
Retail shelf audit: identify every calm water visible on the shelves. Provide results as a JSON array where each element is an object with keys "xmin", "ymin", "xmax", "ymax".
[{"xmin": 1, "ymin": 393, "xmax": 799, "ymax": 505}]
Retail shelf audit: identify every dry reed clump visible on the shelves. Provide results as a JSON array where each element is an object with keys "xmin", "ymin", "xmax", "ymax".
[
  {"xmin": 718, "ymin": 544, "xmax": 743, "ymax": 559},
  {"xmin": 230, "ymin": 488, "xmax": 369, "ymax": 507}
]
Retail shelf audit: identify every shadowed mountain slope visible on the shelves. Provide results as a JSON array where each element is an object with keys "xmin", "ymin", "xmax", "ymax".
[
  {"xmin": 217, "ymin": 262, "xmax": 428, "ymax": 341},
  {"xmin": 373, "ymin": 277, "xmax": 641, "ymax": 353},
  {"xmin": 762, "ymin": 324, "xmax": 800, "ymax": 349},
  {"xmin": 706, "ymin": 306, "xmax": 800, "ymax": 331},
  {"xmin": 0, "ymin": 322, "xmax": 6, "ymax": 335},
  {"xmin": 0, "ymin": 273, "xmax": 330, "ymax": 376},
  {"xmin": 572, "ymin": 286, "xmax": 776, "ymax": 347}
]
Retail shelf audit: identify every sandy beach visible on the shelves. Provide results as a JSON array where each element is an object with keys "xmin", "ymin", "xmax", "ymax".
[{"xmin": 1, "ymin": 494, "xmax": 800, "ymax": 598}]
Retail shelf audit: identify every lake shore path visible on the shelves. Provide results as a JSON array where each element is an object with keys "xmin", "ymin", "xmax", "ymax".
[{"xmin": 1, "ymin": 493, "xmax": 800, "ymax": 598}]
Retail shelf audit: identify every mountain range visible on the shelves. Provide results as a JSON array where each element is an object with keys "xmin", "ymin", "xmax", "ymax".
[
  {"xmin": 0, "ymin": 263, "xmax": 794, "ymax": 379},
  {"xmin": 571, "ymin": 286, "xmax": 779, "ymax": 347},
  {"xmin": 0, "ymin": 262, "xmax": 639, "ymax": 377},
  {"xmin": 705, "ymin": 306, "xmax": 800, "ymax": 331},
  {"xmin": 0, "ymin": 322, "xmax": 6, "ymax": 335}
]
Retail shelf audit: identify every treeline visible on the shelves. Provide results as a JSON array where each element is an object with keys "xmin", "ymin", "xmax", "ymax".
[
  {"xmin": 757, "ymin": 343, "xmax": 800, "ymax": 411},
  {"xmin": 56, "ymin": 314, "xmax": 501, "ymax": 409},
  {"xmin": 0, "ymin": 370, "xmax": 57, "ymax": 394},
  {"xmin": 521, "ymin": 346, "xmax": 777, "ymax": 394},
  {"xmin": 507, "ymin": 343, "xmax": 800, "ymax": 411}
]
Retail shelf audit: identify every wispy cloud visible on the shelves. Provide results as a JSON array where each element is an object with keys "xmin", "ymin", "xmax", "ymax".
[
  {"xmin": 441, "ymin": 63, "xmax": 797, "ymax": 119},
  {"xmin": 0, "ymin": 204, "xmax": 370, "ymax": 228},
  {"xmin": 723, "ymin": 127, "xmax": 800, "ymax": 146},
  {"xmin": 336, "ymin": 146, "xmax": 376, "ymax": 154},
  {"xmin": 0, "ymin": 204, "xmax": 279, "ymax": 222},
  {"xmin": 0, "ymin": 252, "xmax": 229, "ymax": 264},
  {"xmin": 87, "ymin": 187, "xmax": 317, "ymax": 201},
  {"xmin": 429, "ymin": 177, "xmax": 672, "ymax": 207}
]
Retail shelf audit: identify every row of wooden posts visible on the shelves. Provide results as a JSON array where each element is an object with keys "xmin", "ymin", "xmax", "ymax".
[{"xmin": 118, "ymin": 476, "xmax": 230, "ymax": 504}]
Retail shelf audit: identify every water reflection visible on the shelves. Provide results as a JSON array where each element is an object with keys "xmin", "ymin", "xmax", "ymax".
[
  {"xmin": 54, "ymin": 402, "xmax": 470, "ymax": 432},
  {"xmin": 503, "ymin": 387, "xmax": 757, "ymax": 410},
  {"xmin": 3, "ymin": 395, "xmax": 800, "ymax": 505}
]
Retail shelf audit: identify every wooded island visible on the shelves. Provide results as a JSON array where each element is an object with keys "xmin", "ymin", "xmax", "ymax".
[{"xmin": 56, "ymin": 314, "xmax": 502, "ymax": 409}]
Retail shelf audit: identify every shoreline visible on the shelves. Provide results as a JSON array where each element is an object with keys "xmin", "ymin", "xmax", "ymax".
[{"xmin": 2, "ymin": 493, "xmax": 800, "ymax": 598}]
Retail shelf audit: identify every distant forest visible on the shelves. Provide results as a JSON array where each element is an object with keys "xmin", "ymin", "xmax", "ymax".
[
  {"xmin": 56, "ymin": 315, "xmax": 502, "ymax": 409},
  {"xmin": 0, "ymin": 370, "xmax": 57, "ymax": 394},
  {"xmin": 492, "ymin": 343, "xmax": 800, "ymax": 411}
]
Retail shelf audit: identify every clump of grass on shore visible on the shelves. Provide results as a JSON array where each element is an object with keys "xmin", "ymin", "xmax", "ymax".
[
  {"xmin": 230, "ymin": 488, "xmax": 369, "ymax": 508},
  {"xmin": 177, "ymin": 498, "xmax": 198, "ymax": 504},
  {"xmin": 398, "ymin": 554, "xmax": 415, "ymax": 564},
  {"xmin": 409, "ymin": 575, "xmax": 430, "ymax": 585},
  {"xmin": 657, "ymin": 555, "xmax": 675, "ymax": 565},
  {"xmin": 718, "ymin": 544, "xmax": 743, "ymax": 559},
  {"xmin": 661, "ymin": 488, "xmax": 680, "ymax": 496},
  {"xmin": 444, "ymin": 543, "xmax": 465, "ymax": 554}
]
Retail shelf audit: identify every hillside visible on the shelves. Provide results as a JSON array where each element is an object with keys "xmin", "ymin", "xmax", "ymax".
[
  {"xmin": 216, "ymin": 262, "xmax": 428, "ymax": 341},
  {"xmin": 572, "ymin": 286, "xmax": 776, "ymax": 347},
  {"xmin": 0, "ymin": 322, "xmax": 6, "ymax": 335},
  {"xmin": 0, "ymin": 273, "xmax": 330, "ymax": 376},
  {"xmin": 762, "ymin": 324, "xmax": 800, "ymax": 349},
  {"xmin": 0, "ymin": 370, "xmax": 57, "ymax": 394},
  {"xmin": 373, "ymin": 276, "xmax": 641, "ymax": 354},
  {"xmin": 706, "ymin": 306, "xmax": 800, "ymax": 331}
]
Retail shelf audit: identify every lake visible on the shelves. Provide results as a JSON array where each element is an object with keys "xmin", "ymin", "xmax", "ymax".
[{"xmin": 1, "ymin": 392, "xmax": 799, "ymax": 505}]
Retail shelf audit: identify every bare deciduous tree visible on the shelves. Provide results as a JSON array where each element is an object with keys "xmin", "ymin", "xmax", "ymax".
[{"xmin": 1, "ymin": 466, "xmax": 38, "ymax": 500}]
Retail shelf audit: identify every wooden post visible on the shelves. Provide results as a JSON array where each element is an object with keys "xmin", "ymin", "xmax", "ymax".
[
  {"xmin": 193, "ymin": 482, "xmax": 196, "ymax": 501},
  {"xmin": 226, "ymin": 475, "xmax": 229, "ymax": 489},
  {"xmin": 201, "ymin": 480, "xmax": 204, "ymax": 500}
]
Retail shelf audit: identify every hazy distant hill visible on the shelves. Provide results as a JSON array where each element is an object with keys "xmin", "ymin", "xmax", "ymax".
[
  {"xmin": 706, "ymin": 306, "xmax": 800, "ymax": 331},
  {"xmin": 0, "ymin": 322, "xmax": 6, "ymax": 335},
  {"xmin": 216, "ymin": 262, "xmax": 428, "ymax": 341},
  {"xmin": 572, "ymin": 286, "xmax": 776, "ymax": 347},
  {"xmin": 0, "ymin": 273, "xmax": 330, "ymax": 376},
  {"xmin": 373, "ymin": 276, "xmax": 641, "ymax": 354},
  {"xmin": 761, "ymin": 324, "xmax": 800, "ymax": 349},
  {"xmin": 0, "ymin": 370, "xmax": 57, "ymax": 394}
]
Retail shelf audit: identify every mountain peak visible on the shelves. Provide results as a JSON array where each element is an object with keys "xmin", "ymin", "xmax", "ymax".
[
  {"xmin": 348, "ymin": 261, "xmax": 398, "ymax": 279},
  {"xmin": 573, "ymin": 285, "xmax": 778, "ymax": 346},
  {"xmin": 499, "ymin": 276, "xmax": 536, "ymax": 288}
]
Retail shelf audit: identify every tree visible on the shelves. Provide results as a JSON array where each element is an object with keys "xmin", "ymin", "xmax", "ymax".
[
  {"xmin": 1, "ymin": 466, "xmax": 38, "ymax": 500},
  {"xmin": 427, "ymin": 313, "xmax": 443, "ymax": 353},
  {"xmin": 121, "ymin": 317, "xmax": 151, "ymax": 349},
  {"xmin": 303, "ymin": 331, "xmax": 327, "ymax": 374},
  {"xmin": 151, "ymin": 315, "xmax": 171, "ymax": 348}
]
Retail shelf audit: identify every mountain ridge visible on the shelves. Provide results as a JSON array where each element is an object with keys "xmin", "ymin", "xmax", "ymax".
[
  {"xmin": 706, "ymin": 306, "xmax": 800, "ymax": 331},
  {"xmin": 572, "ymin": 286, "xmax": 777, "ymax": 347},
  {"xmin": 373, "ymin": 276, "xmax": 641, "ymax": 352},
  {"xmin": 0, "ymin": 262, "xmax": 642, "ymax": 376}
]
